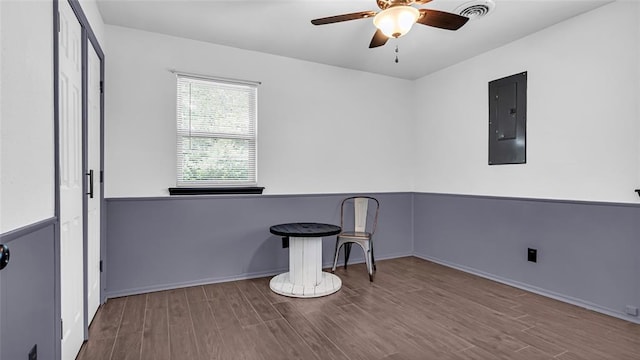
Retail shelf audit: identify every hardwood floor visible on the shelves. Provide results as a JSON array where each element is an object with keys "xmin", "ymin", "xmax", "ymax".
[{"xmin": 77, "ymin": 257, "xmax": 640, "ymax": 360}]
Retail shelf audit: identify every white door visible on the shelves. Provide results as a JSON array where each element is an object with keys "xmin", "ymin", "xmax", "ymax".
[
  {"xmin": 59, "ymin": 1, "xmax": 85, "ymax": 359},
  {"xmin": 86, "ymin": 43, "xmax": 101, "ymax": 324}
]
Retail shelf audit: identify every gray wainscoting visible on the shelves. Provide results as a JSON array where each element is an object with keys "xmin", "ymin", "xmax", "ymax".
[
  {"xmin": 104, "ymin": 193, "xmax": 414, "ymax": 298},
  {"xmin": 413, "ymin": 192, "xmax": 640, "ymax": 323},
  {"xmin": 105, "ymin": 191, "xmax": 639, "ymax": 324},
  {"xmin": 0, "ymin": 218, "xmax": 57, "ymax": 360}
]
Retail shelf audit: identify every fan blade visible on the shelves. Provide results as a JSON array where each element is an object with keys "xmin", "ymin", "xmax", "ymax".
[
  {"xmin": 417, "ymin": 9, "xmax": 469, "ymax": 31},
  {"xmin": 311, "ymin": 11, "xmax": 376, "ymax": 25},
  {"xmin": 369, "ymin": 29, "xmax": 388, "ymax": 48}
]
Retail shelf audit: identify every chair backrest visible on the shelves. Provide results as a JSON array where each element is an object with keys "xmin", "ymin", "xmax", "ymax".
[{"xmin": 340, "ymin": 196, "xmax": 380, "ymax": 234}]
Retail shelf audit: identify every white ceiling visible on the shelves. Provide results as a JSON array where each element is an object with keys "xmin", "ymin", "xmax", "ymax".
[{"xmin": 96, "ymin": 0, "xmax": 612, "ymax": 80}]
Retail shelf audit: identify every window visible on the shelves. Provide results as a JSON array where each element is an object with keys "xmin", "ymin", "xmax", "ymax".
[{"xmin": 176, "ymin": 74, "xmax": 257, "ymax": 188}]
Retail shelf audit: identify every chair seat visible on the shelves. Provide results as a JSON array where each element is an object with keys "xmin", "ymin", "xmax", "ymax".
[
  {"xmin": 338, "ymin": 231, "xmax": 371, "ymax": 240},
  {"xmin": 332, "ymin": 196, "xmax": 380, "ymax": 282}
]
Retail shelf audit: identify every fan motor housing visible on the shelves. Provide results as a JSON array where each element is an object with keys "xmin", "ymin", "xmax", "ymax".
[{"xmin": 377, "ymin": 0, "xmax": 414, "ymax": 10}]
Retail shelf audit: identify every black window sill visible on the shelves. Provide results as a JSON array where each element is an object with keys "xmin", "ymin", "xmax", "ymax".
[{"xmin": 168, "ymin": 187, "xmax": 265, "ymax": 195}]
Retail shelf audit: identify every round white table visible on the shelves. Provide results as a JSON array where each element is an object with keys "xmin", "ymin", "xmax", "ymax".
[{"xmin": 269, "ymin": 223, "xmax": 342, "ymax": 298}]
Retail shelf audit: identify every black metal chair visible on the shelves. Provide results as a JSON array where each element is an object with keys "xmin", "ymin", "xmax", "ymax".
[{"xmin": 331, "ymin": 196, "xmax": 380, "ymax": 281}]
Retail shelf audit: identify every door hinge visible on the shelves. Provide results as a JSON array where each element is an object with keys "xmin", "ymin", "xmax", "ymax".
[
  {"xmin": 100, "ymin": 170, "xmax": 104, "ymax": 183},
  {"xmin": 60, "ymin": 319, "xmax": 64, "ymax": 339},
  {"xmin": 100, "ymin": 260, "xmax": 103, "ymax": 273},
  {"xmin": 100, "ymin": 81, "xmax": 104, "ymax": 94},
  {"xmin": 57, "ymin": 12, "xmax": 60, "ymax": 33}
]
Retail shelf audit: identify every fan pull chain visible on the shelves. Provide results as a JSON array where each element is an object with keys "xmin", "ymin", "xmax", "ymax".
[{"xmin": 395, "ymin": 45, "xmax": 399, "ymax": 64}]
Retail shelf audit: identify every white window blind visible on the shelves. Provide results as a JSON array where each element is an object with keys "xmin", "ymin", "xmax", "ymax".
[{"xmin": 176, "ymin": 74, "xmax": 257, "ymax": 187}]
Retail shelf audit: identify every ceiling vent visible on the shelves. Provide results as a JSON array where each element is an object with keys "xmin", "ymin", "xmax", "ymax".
[{"xmin": 455, "ymin": 0, "xmax": 495, "ymax": 20}]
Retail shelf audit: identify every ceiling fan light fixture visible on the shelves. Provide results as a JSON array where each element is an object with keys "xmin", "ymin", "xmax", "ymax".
[{"xmin": 373, "ymin": 5, "xmax": 420, "ymax": 38}]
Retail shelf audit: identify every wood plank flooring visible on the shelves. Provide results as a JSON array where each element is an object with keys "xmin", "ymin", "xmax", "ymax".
[{"xmin": 77, "ymin": 257, "xmax": 640, "ymax": 360}]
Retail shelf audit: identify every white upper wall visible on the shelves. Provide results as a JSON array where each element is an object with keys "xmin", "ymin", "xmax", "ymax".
[
  {"xmin": 79, "ymin": 0, "xmax": 106, "ymax": 47},
  {"xmin": 637, "ymin": 0, "xmax": 640, "ymax": 189},
  {"xmin": 103, "ymin": 26, "xmax": 415, "ymax": 197},
  {"xmin": 0, "ymin": 0, "xmax": 105, "ymax": 233},
  {"xmin": 0, "ymin": 0, "xmax": 54, "ymax": 233},
  {"xmin": 413, "ymin": 0, "xmax": 640, "ymax": 203},
  {"xmin": 103, "ymin": 1, "xmax": 640, "ymax": 203}
]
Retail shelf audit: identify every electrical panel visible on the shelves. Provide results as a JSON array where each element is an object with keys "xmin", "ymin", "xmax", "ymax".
[{"xmin": 489, "ymin": 72, "xmax": 527, "ymax": 165}]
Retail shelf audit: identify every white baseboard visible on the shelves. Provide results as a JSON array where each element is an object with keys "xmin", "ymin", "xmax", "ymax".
[
  {"xmin": 105, "ymin": 251, "xmax": 414, "ymax": 299},
  {"xmin": 413, "ymin": 253, "xmax": 640, "ymax": 325},
  {"xmin": 104, "ymin": 266, "xmax": 289, "ymax": 299},
  {"xmin": 105, "ymin": 250, "xmax": 640, "ymax": 326}
]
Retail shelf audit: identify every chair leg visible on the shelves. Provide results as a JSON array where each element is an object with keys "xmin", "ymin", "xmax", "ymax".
[
  {"xmin": 371, "ymin": 242, "xmax": 376, "ymax": 272},
  {"xmin": 344, "ymin": 243, "xmax": 352, "ymax": 269},
  {"xmin": 364, "ymin": 248, "xmax": 374, "ymax": 282},
  {"xmin": 331, "ymin": 241, "xmax": 341, "ymax": 273}
]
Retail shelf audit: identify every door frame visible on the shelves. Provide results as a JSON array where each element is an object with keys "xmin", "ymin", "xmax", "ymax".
[
  {"xmin": 53, "ymin": 0, "xmax": 105, "ymax": 357},
  {"xmin": 84, "ymin": 31, "xmax": 103, "ymax": 328}
]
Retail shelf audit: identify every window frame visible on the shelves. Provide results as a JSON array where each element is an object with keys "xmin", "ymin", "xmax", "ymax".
[{"xmin": 174, "ymin": 73, "xmax": 260, "ymax": 192}]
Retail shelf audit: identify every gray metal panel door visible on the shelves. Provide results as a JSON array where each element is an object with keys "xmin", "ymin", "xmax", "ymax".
[{"xmin": 489, "ymin": 72, "xmax": 527, "ymax": 165}]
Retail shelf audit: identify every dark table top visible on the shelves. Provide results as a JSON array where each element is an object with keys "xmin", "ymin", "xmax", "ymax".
[{"xmin": 270, "ymin": 222, "xmax": 341, "ymax": 237}]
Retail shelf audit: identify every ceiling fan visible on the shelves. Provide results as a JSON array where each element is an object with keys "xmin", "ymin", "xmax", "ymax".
[{"xmin": 311, "ymin": 0, "xmax": 470, "ymax": 48}]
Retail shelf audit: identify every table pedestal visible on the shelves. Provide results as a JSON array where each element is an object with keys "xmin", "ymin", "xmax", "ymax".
[{"xmin": 270, "ymin": 236, "xmax": 342, "ymax": 298}]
